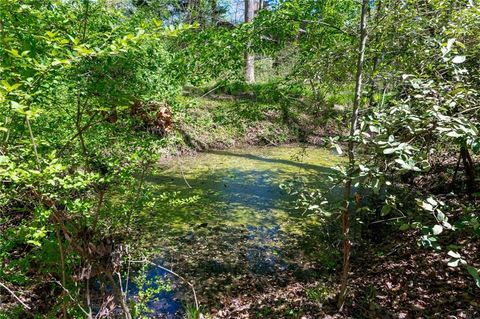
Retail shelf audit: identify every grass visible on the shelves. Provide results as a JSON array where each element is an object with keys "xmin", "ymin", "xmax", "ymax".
[
  {"xmin": 162, "ymin": 93, "xmax": 294, "ymax": 154},
  {"xmin": 183, "ymin": 303, "xmax": 210, "ymax": 319},
  {"xmin": 158, "ymin": 81, "xmax": 352, "ymax": 157},
  {"xmin": 306, "ymin": 283, "xmax": 336, "ymax": 303}
]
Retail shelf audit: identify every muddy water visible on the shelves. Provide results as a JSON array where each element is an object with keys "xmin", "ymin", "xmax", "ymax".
[{"xmin": 129, "ymin": 146, "xmax": 343, "ymax": 317}]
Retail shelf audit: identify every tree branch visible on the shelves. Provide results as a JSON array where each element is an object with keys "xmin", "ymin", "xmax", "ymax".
[{"xmin": 0, "ymin": 281, "xmax": 31, "ymax": 310}]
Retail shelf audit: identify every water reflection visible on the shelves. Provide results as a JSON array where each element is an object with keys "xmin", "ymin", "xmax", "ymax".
[{"xmin": 130, "ymin": 146, "xmax": 342, "ymax": 317}]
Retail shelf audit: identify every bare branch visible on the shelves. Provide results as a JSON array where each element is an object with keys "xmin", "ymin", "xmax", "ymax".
[{"xmin": 0, "ymin": 281, "xmax": 31, "ymax": 310}]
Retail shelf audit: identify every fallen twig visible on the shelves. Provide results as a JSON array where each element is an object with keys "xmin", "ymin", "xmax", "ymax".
[
  {"xmin": 0, "ymin": 281, "xmax": 31, "ymax": 310},
  {"xmin": 201, "ymin": 83, "xmax": 224, "ymax": 98},
  {"xmin": 176, "ymin": 155, "xmax": 192, "ymax": 189},
  {"xmin": 370, "ymin": 216, "xmax": 406, "ymax": 224}
]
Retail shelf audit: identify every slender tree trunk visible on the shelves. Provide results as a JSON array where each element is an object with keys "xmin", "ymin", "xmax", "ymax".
[
  {"xmin": 56, "ymin": 228, "xmax": 68, "ymax": 318},
  {"xmin": 460, "ymin": 145, "xmax": 476, "ymax": 194},
  {"xmin": 107, "ymin": 273, "xmax": 132, "ymax": 319},
  {"xmin": 244, "ymin": 0, "xmax": 255, "ymax": 83},
  {"xmin": 337, "ymin": 0, "xmax": 369, "ymax": 311},
  {"xmin": 367, "ymin": 0, "xmax": 382, "ymax": 106}
]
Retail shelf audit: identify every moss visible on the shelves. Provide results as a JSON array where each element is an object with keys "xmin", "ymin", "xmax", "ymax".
[{"xmin": 143, "ymin": 146, "xmax": 343, "ymax": 237}]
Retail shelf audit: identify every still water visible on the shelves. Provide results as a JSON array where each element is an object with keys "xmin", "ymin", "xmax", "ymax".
[{"xmin": 128, "ymin": 146, "xmax": 342, "ymax": 318}]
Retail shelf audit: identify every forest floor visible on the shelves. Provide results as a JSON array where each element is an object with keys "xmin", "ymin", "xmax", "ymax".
[
  {"xmin": 157, "ymin": 89, "xmax": 342, "ymax": 160},
  {"xmin": 158, "ymin": 221, "xmax": 479, "ymax": 319},
  {"xmin": 346, "ymin": 228, "xmax": 480, "ymax": 319}
]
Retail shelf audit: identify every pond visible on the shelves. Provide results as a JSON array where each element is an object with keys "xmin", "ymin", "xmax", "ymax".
[{"xmin": 128, "ymin": 145, "xmax": 343, "ymax": 318}]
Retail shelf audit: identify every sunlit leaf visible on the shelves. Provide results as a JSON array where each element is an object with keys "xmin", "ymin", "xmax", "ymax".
[
  {"xmin": 432, "ymin": 225, "xmax": 443, "ymax": 235},
  {"xmin": 451, "ymin": 56, "xmax": 466, "ymax": 64},
  {"xmin": 466, "ymin": 266, "xmax": 480, "ymax": 288}
]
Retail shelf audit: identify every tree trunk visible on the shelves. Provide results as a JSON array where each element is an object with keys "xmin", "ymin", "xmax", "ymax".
[
  {"xmin": 460, "ymin": 145, "xmax": 476, "ymax": 194},
  {"xmin": 107, "ymin": 273, "xmax": 132, "ymax": 319},
  {"xmin": 337, "ymin": 0, "xmax": 369, "ymax": 311},
  {"xmin": 244, "ymin": 0, "xmax": 255, "ymax": 83},
  {"xmin": 245, "ymin": 51, "xmax": 255, "ymax": 83},
  {"xmin": 367, "ymin": 0, "xmax": 382, "ymax": 106}
]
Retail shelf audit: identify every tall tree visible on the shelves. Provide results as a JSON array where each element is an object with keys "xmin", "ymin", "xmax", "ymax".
[
  {"xmin": 244, "ymin": 0, "xmax": 255, "ymax": 83},
  {"xmin": 337, "ymin": 0, "xmax": 369, "ymax": 311}
]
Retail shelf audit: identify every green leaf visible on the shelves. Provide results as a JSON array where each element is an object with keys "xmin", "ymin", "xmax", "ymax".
[
  {"xmin": 26, "ymin": 240, "xmax": 42, "ymax": 247},
  {"xmin": 321, "ymin": 211, "xmax": 332, "ymax": 217},
  {"xmin": 432, "ymin": 224, "xmax": 443, "ymax": 235},
  {"xmin": 45, "ymin": 30, "xmax": 56, "ymax": 38},
  {"xmin": 426, "ymin": 197, "xmax": 437, "ymax": 206},
  {"xmin": 466, "ymin": 266, "xmax": 480, "ymax": 288},
  {"xmin": 447, "ymin": 251, "xmax": 461, "ymax": 259},
  {"xmin": 5, "ymin": 48, "xmax": 21, "ymax": 58},
  {"xmin": 451, "ymin": 55, "xmax": 466, "ymax": 64},
  {"xmin": 380, "ymin": 205, "xmax": 391, "ymax": 216},
  {"xmin": 446, "ymin": 131, "xmax": 462, "ymax": 138},
  {"xmin": 437, "ymin": 211, "xmax": 446, "ymax": 222},
  {"xmin": 448, "ymin": 258, "xmax": 460, "ymax": 267},
  {"xmin": 74, "ymin": 46, "xmax": 94, "ymax": 56},
  {"xmin": 11, "ymin": 101, "xmax": 24, "ymax": 111},
  {"xmin": 442, "ymin": 220, "xmax": 453, "ymax": 229},
  {"xmin": 446, "ymin": 38, "xmax": 455, "ymax": 53},
  {"xmin": 420, "ymin": 201, "xmax": 434, "ymax": 211},
  {"xmin": 334, "ymin": 143, "xmax": 343, "ymax": 155},
  {"xmin": 1, "ymin": 80, "xmax": 21, "ymax": 92}
]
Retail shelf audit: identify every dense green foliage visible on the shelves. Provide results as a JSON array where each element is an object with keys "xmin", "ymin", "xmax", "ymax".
[{"xmin": 0, "ymin": 1, "xmax": 187, "ymax": 317}]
